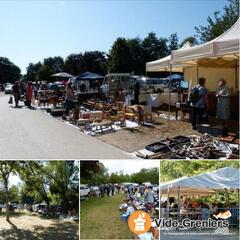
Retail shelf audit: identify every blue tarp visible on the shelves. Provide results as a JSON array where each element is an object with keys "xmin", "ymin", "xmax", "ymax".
[
  {"xmin": 166, "ymin": 74, "xmax": 183, "ymax": 81},
  {"xmin": 76, "ymin": 71, "xmax": 104, "ymax": 81}
]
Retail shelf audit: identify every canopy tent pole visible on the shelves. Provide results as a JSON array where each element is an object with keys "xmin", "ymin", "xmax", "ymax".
[
  {"xmin": 238, "ymin": 189, "xmax": 239, "ymax": 208},
  {"xmin": 235, "ymin": 59, "xmax": 239, "ymax": 90},
  {"xmin": 167, "ymin": 186, "xmax": 170, "ymax": 219},
  {"xmin": 167, "ymin": 63, "xmax": 172, "ymax": 134},
  {"xmin": 196, "ymin": 64, "xmax": 199, "ymax": 81},
  {"xmin": 177, "ymin": 185, "xmax": 180, "ymax": 221}
]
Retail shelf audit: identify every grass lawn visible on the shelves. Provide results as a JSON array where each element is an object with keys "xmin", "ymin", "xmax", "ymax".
[{"xmin": 80, "ymin": 193, "xmax": 133, "ymax": 239}]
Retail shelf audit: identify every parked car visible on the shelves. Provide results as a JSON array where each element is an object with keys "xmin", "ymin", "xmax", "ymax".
[
  {"xmin": 101, "ymin": 73, "xmax": 135, "ymax": 98},
  {"xmin": 51, "ymin": 205, "xmax": 63, "ymax": 216},
  {"xmin": 80, "ymin": 184, "xmax": 90, "ymax": 198},
  {"xmin": 34, "ymin": 203, "xmax": 47, "ymax": 213},
  {"xmin": 147, "ymin": 78, "xmax": 166, "ymax": 91},
  {"xmin": 152, "ymin": 184, "xmax": 159, "ymax": 192},
  {"xmin": 4, "ymin": 84, "xmax": 13, "ymax": 94}
]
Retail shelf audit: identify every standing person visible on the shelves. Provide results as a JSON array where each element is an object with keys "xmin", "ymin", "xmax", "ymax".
[
  {"xmin": 106, "ymin": 185, "xmax": 110, "ymax": 197},
  {"xmin": 33, "ymin": 82, "xmax": 39, "ymax": 99},
  {"xmin": 144, "ymin": 186, "xmax": 155, "ymax": 213},
  {"xmin": 189, "ymin": 78, "xmax": 208, "ymax": 130},
  {"xmin": 144, "ymin": 186, "xmax": 155, "ymax": 204},
  {"xmin": 134, "ymin": 81, "xmax": 140, "ymax": 104},
  {"xmin": 12, "ymin": 81, "xmax": 21, "ymax": 107},
  {"xmin": 111, "ymin": 185, "xmax": 115, "ymax": 196},
  {"xmin": 100, "ymin": 185, "xmax": 105, "ymax": 197},
  {"xmin": 216, "ymin": 79, "xmax": 230, "ymax": 132},
  {"xmin": 26, "ymin": 82, "xmax": 33, "ymax": 108},
  {"xmin": 63, "ymin": 82, "xmax": 75, "ymax": 120}
]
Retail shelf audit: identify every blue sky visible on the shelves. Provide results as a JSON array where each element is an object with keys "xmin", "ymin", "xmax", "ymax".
[{"xmin": 0, "ymin": 0, "xmax": 228, "ymax": 73}]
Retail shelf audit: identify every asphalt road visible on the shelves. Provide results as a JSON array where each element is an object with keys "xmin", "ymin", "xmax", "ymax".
[{"xmin": 0, "ymin": 93, "xmax": 131, "ymax": 159}]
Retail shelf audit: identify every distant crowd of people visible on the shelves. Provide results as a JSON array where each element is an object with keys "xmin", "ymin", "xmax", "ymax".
[{"xmin": 99, "ymin": 184, "xmax": 121, "ymax": 197}]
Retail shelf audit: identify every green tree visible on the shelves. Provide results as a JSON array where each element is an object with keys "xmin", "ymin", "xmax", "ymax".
[
  {"xmin": 0, "ymin": 57, "xmax": 21, "ymax": 84},
  {"xmin": 43, "ymin": 56, "xmax": 64, "ymax": 74},
  {"xmin": 45, "ymin": 161, "xmax": 79, "ymax": 211},
  {"xmin": 127, "ymin": 37, "xmax": 144, "ymax": 74},
  {"xmin": 36, "ymin": 65, "xmax": 53, "ymax": 82},
  {"xmin": 0, "ymin": 162, "xmax": 20, "ymax": 221},
  {"xmin": 19, "ymin": 161, "xmax": 51, "ymax": 206},
  {"xmin": 80, "ymin": 51, "xmax": 107, "ymax": 75},
  {"xmin": 64, "ymin": 53, "xmax": 84, "ymax": 76},
  {"xmin": 160, "ymin": 160, "xmax": 240, "ymax": 182},
  {"xmin": 23, "ymin": 62, "xmax": 42, "ymax": 82},
  {"xmin": 195, "ymin": 0, "xmax": 239, "ymax": 43},
  {"xmin": 108, "ymin": 37, "xmax": 133, "ymax": 73},
  {"xmin": 179, "ymin": 36, "xmax": 197, "ymax": 48},
  {"xmin": 168, "ymin": 33, "xmax": 179, "ymax": 53},
  {"xmin": 142, "ymin": 32, "xmax": 168, "ymax": 63}
]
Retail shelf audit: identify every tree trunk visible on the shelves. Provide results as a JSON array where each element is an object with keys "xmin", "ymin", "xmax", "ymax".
[{"xmin": 4, "ymin": 178, "xmax": 9, "ymax": 222}]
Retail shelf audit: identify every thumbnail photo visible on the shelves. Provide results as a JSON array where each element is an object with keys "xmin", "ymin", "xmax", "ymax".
[
  {"xmin": 160, "ymin": 160, "xmax": 239, "ymax": 240},
  {"xmin": 0, "ymin": 161, "xmax": 79, "ymax": 240},
  {"xmin": 80, "ymin": 160, "xmax": 159, "ymax": 239}
]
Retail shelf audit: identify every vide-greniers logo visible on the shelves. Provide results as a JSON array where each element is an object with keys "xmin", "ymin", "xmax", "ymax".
[{"xmin": 128, "ymin": 210, "xmax": 152, "ymax": 234}]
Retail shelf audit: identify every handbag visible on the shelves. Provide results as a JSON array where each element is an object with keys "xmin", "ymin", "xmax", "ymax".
[{"xmin": 8, "ymin": 96, "xmax": 13, "ymax": 104}]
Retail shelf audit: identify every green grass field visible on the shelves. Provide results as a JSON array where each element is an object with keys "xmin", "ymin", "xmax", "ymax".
[{"xmin": 80, "ymin": 193, "xmax": 133, "ymax": 239}]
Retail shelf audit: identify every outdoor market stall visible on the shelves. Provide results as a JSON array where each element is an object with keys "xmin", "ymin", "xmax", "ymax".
[
  {"xmin": 119, "ymin": 183, "xmax": 159, "ymax": 239},
  {"xmin": 74, "ymin": 71, "xmax": 104, "ymax": 96},
  {"xmin": 160, "ymin": 167, "xmax": 239, "ymax": 226},
  {"xmin": 172, "ymin": 18, "xmax": 239, "ymax": 95}
]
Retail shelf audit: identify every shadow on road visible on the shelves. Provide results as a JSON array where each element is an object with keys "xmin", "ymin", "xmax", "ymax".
[{"xmin": 10, "ymin": 106, "xmax": 23, "ymax": 109}]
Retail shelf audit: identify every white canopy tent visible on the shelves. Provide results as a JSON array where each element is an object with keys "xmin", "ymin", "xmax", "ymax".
[
  {"xmin": 146, "ymin": 41, "xmax": 193, "ymax": 72},
  {"xmin": 160, "ymin": 166, "xmax": 240, "ymax": 196},
  {"xmin": 51, "ymin": 72, "xmax": 74, "ymax": 78},
  {"xmin": 171, "ymin": 19, "xmax": 240, "ymax": 64}
]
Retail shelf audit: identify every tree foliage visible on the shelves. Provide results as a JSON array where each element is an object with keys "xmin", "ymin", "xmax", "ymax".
[
  {"xmin": 81, "ymin": 161, "xmax": 159, "ymax": 185},
  {"xmin": 0, "ymin": 161, "xmax": 79, "ymax": 218},
  {"xmin": 195, "ymin": 0, "xmax": 239, "ymax": 43},
  {"xmin": 0, "ymin": 57, "xmax": 21, "ymax": 84},
  {"xmin": 160, "ymin": 160, "xmax": 240, "ymax": 182},
  {"xmin": 179, "ymin": 36, "xmax": 198, "ymax": 48}
]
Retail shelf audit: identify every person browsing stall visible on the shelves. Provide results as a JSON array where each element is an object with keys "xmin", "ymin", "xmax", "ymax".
[
  {"xmin": 63, "ymin": 82, "xmax": 75, "ymax": 120},
  {"xmin": 189, "ymin": 78, "xmax": 208, "ymax": 130},
  {"xmin": 216, "ymin": 79, "xmax": 230, "ymax": 132}
]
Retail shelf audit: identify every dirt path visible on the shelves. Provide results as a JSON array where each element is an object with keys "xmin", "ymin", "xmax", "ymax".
[
  {"xmin": 0, "ymin": 213, "xmax": 79, "ymax": 240},
  {"xmin": 97, "ymin": 113, "xmax": 201, "ymax": 153}
]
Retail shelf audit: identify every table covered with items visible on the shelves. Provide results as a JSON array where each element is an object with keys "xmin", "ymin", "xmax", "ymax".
[
  {"xmin": 119, "ymin": 184, "xmax": 159, "ymax": 239},
  {"xmin": 135, "ymin": 134, "xmax": 239, "ymax": 159}
]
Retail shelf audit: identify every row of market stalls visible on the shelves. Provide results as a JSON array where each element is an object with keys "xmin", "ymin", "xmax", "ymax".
[
  {"xmin": 160, "ymin": 166, "xmax": 239, "ymax": 227},
  {"xmin": 146, "ymin": 18, "xmax": 239, "ymax": 120},
  {"xmin": 146, "ymin": 19, "xmax": 239, "ymax": 92}
]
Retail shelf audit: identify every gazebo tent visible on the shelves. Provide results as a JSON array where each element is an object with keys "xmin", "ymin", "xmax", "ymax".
[
  {"xmin": 160, "ymin": 166, "xmax": 240, "ymax": 196},
  {"xmin": 51, "ymin": 72, "xmax": 74, "ymax": 78},
  {"xmin": 146, "ymin": 41, "xmax": 193, "ymax": 72},
  {"xmin": 76, "ymin": 71, "xmax": 104, "ymax": 81},
  {"xmin": 171, "ymin": 19, "xmax": 239, "ymax": 63},
  {"xmin": 171, "ymin": 19, "xmax": 240, "ymax": 91}
]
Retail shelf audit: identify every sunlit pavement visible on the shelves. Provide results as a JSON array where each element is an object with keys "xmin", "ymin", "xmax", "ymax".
[{"xmin": 0, "ymin": 93, "xmax": 130, "ymax": 159}]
